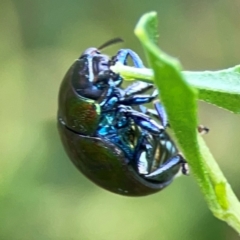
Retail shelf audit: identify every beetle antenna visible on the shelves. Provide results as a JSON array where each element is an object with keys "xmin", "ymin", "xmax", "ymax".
[{"xmin": 98, "ymin": 38, "xmax": 124, "ymax": 50}]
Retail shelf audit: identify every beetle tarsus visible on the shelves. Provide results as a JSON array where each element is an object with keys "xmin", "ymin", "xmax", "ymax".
[{"xmin": 144, "ymin": 154, "xmax": 185, "ymax": 182}]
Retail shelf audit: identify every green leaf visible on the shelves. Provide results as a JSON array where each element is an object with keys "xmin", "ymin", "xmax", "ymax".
[
  {"xmin": 111, "ymin": 63, "xmax": 240, "ymax": 114},
  {"xmin": 184, "ymin": 66, "xmax": 240, "ymax": 113},
  {"xmin": 134, "ymin": 11, "xmax": 240, "ymax": 234}
]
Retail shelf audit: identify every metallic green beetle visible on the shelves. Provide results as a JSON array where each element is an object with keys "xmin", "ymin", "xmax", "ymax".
[{"xmin": 58, "ymin": 39, "xmax": 189, "ymax": 196}]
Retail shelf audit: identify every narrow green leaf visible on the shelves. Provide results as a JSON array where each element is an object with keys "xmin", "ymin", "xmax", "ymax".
[
  {"xmin": 135, "ymin": 11, "xmax": 217, "ymax": 208},
  {"xmin": 185, "ymin": 66, "xmax": 240, "ymax": 113},
  {"xmin": 134, "ymin": 11, "xmax": 240, "ymax": 233}
]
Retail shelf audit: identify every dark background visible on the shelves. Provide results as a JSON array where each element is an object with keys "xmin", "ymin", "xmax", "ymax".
[{"xmin": 1, "ymin": 0, "xmax": 240, "ymax": 239}]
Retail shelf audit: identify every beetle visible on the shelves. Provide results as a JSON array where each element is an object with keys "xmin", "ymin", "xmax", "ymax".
[{"xmin": 57, "ymin": 38, "xmax": 190, "ymax": 196}]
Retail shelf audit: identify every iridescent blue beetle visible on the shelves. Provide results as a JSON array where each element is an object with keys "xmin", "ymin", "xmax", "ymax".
[{"xmin": 58, "ymin": 38, "xmax": 192, "ymax": 196}]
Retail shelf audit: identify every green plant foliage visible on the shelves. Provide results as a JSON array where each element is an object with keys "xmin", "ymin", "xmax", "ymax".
[
  {"xmin": 184, "ymin": 67, "xmax": 240, "ymax": 113},
  {"xmin": 112, "ymin": 65, "xmax": 240, "ymax": 114},
  {"xmin": 133, "ymin": 12, "xmax": 240, "ymax": 234}
]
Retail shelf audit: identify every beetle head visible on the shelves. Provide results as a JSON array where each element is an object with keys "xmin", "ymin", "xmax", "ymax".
[
  {"xmin": 71, "ymin": 39, "xmax": 123, "ymax": 100},
  {"xmin": 80, "ymin": 38, "xmax": 123, "ymax": 83}
]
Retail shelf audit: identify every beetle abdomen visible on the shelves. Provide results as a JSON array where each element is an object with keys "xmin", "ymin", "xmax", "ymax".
[{"xmin": 58, "ymin": 120, "xmax": 171, "ymax": 196}]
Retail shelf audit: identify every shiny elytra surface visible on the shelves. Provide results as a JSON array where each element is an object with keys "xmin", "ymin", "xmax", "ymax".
[
  {"xmin": 58, "ymin": 61, "xmax": 101, "ymax": 136},
  {"xmin": 58, "ymin": 121, "xmax": 171, "ymax": 196}
]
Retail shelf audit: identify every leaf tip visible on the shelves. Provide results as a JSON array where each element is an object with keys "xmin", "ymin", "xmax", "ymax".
[{"xmin": 134, "ymin": 11, "xmax": 158, "ymax": 34}]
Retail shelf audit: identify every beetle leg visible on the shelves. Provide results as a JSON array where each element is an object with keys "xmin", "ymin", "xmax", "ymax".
[
  {"xmin": 100, "ymin": 49, "xmax": 145, "ymax": 88},
  {"xmin": 135, "ymin": 143, "xmax": 153, "ymax": 175},
  {"xmin": 112, "ymin": 49, "xmax": 145, "ymax": 68},
  {"xmin": 99, "ymin": 49, "xmax": 159, "ymax": 107},
  {"xmin": 139, "ymin": 101, "xmax": 168, "ymax": 129},
  {"xmin": 111, "ymin": 49, "xmax": 157, "ymax": 97},
  {"xmin": 127, "ymin": 110, "xmax": 164, "ymax": 135},
  {"xmin": 111, "ymin": 49, "xmax": 157, "ymax": 99},
  {"xmin": 123, "ymin": 81, "xmax": 154, "ymax": 96},
  {"xmin": 154, "ymin": 103, "xmax": 209, "ymax": 134},
  {"xmin": 153, "ymin": 101, "xmax": 168, "ymax": 129},
  {"xmin": 133, "ymin": 131, "xmax": 155, "ymax": 175},
  {"xmin": 118, "ymin": 89, "xmax": 158, "ymax": 105},
  {"xmin": 115, "ymin": 105, "xmax": 164, "ymax": 135},
  {"xmin": 144, "ymin": 153, "xmax": 189, "ymax": 182},
  {"xmin": 101, "ymin": 83, "xmax": 158, "ymax": 109},
  {"xmin": 97, "ymin": 79, "xmax": 124, "ymax": 108},
  {"xmin": 141, "ymin": 102, "xmax": 209, "ymax": 134},
  {"xmin": 100, "ymin": 86, "xmax": 159, "ymax": 113}
]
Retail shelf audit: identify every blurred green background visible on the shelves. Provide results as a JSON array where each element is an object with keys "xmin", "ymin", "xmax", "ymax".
[{"xmin": 1, "ymin": 0, "xmax": 240, "ymax": 239}]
